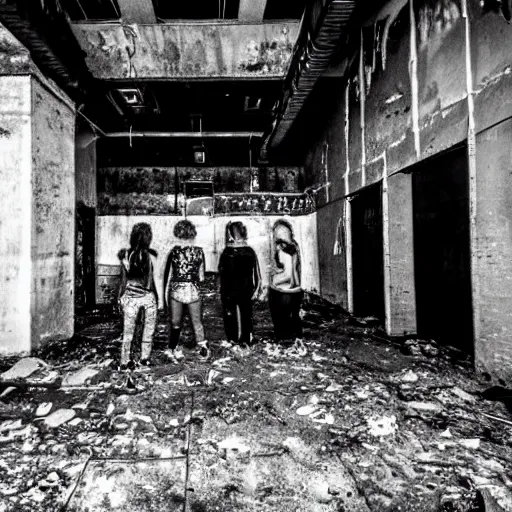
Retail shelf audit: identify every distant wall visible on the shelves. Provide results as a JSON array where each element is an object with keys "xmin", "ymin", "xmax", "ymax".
[
  {"xmin": 96, "ymin": 214, "xmax": 319, "ymax": 308},
  {"xmin": 97, "ymin": 166, "xmax": 304, "ymax": 215}
]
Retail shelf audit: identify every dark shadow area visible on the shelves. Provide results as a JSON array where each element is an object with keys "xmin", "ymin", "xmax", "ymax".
[{"xmin": 412, "ymin": 146, "xmax": 473, "ymax": 353}]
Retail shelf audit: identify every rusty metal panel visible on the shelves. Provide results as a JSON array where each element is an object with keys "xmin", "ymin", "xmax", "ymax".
[{"xmin": 71, "ymin": 22, "xmax": 299, "ymax": 79}]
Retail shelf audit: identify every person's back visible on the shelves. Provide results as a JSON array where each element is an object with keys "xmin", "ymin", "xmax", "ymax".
[
  {"xmin": 219, "ymin": 245, "xmax": 258, "ymax": 298},
  {"xmin": 219, "ymin": 222, "xmax": 261, "ymax": 347}
]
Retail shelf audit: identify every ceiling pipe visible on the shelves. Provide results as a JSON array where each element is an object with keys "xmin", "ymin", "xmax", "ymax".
[
  {"xmin": 105, "ymin": 131, "xmax": 264, "ymax": 138},
  {"xmin": 259, "ymin": 0, "xmax": 356, "ymax": 161}
]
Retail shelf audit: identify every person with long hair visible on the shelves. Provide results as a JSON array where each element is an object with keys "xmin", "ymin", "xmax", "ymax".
[
  {"xmin": 269, "ymin": 220, "xmax": 306, "ymax": 354},
  {"xmin": 218, "ymin": 221, "xmax": 261, "ymax": 349},
  {"xmin": 163, "ymin": 219, "xmax": 209, "ymax": 361},
  {"xmin": 117, "ymin": 222, "xmax": 158, "ymax": 369}
]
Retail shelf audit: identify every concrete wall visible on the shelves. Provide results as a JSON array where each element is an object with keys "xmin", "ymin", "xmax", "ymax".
[
  {"xmin": 96, "ymin": 214, "xmax": 319, "ymax": 308},
  {"xmin": 0, "ymin": 76, "xmax": 32, "ymax": 354},
  {"xmin": 301, "ymin": 0, "xmax": 512, "ymax": 377},
  {"xmin": 31, "ymin": 80, "xmax": 75, "ymax": 347},
  {"xmin": 474, "ymin": 119, "xmax": 512, "ymax": 381},
  {"xmin": 71, "ymin": 22, "xmax": 299, "ymax": 79}
]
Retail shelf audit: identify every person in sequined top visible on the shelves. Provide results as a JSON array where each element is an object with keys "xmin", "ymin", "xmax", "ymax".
[{"xmin": 163, "ymin": 219, "xmax": 209, "ymax": 361}]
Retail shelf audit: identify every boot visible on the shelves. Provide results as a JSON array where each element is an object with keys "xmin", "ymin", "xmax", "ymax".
[
  {"xmin": 164, "ymin": 328, "xmax": 184, "ymax": 362},
  {"xmin": 168, "ymin": 327, "xmax": 181, "ymax": 350}
]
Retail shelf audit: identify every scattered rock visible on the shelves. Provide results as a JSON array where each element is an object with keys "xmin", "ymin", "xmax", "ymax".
[
  {"xmin": 44, "ymin": 409, "xmax": 76, "ymax": 428},
  {"xmin": 367, "ymin": 415, "xmax": 397, "ymax": 437},
  {"xmin": 406, "ymin": 401, "xmax": 442, "ymax": 412},
  {"xmin": 401, "ymin": 370, "xmax": 419, "ymax": 383},
  {"xmin": 0, "ymin": 358, "xmax": 47, "ymax": 381},
  {"xmin": 460, "ymin": 438, "xmax": 480, "ymax": 449},
  {"xmin": 296, "ymin": 404, "xmax": 319, "ymax": 416},
  {"xmin": 451, "ymin": 386, "xmax": 475, "ymax": 402},
  {"xmin": 62, "ymin": 368, "xmax": 100, "ymax": 387},
  {"xmin": 35, "ymin": 402, "xmax": 52, "ymax": 417},
  {"xmin": 311, "ymin": 481, "xmax": 334, "ymax": 504}
]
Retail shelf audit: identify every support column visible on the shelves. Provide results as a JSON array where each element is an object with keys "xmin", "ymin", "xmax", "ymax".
[
  {"xmin": 0, "ymin": 75, "xmax": 32, "ymax": 353},
  {"xmin": 474, "ymin": 120, "xmax": 512, "ymax": 381},
  {"xmin": 0, "ymin": 25, "xmax": 76, "ymax": 354},
  {"xmin": 383, "ymin": 172, "xmax": 417, "ymax": 336}
]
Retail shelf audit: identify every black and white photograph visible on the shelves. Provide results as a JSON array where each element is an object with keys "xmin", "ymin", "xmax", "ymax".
[{"xmin": 0, "ymin": 0, "xmax": 512, "ymax": 510}]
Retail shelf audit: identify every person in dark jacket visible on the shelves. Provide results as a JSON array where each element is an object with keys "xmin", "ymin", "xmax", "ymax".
[
  {"xmin": 117, "ymin": 222, "xmax": 158, "ymax": 369},
  {"xmin": 218, "ymin": 221, "xmax": 261, "ymax": 348}
]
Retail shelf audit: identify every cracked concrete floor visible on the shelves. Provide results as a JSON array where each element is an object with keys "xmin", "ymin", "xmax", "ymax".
[{"xmin": 1, "ymin": 280, "xmax": 512, "ymax": 511}]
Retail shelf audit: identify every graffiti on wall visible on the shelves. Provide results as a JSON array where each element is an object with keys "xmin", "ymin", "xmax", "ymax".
[
  {"xmin": 214, "ymin": 193, "xmax": 315, "ymax": 216},
  {"xmin": 98, "ymin": 166, "xmax": 307, "ymax": 215}
]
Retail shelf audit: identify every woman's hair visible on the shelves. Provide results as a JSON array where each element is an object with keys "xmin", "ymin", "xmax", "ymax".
[
  {"xmin": 273, "ymin": 219, "xmax": 301, "ymax": 279},
  {"xmin": 130, "ymin": 222, "xmax": 152, "ymax": 251},
  {"xmin": 273, "ymin": 219, "xmax": 294, "ymax": 239},
  {"xmin": 119, "ymin": 222, "xmax": 155, "ymax": 282},
  {"xmin": 225, "ymin": 221, "xmax": 247, "ymax": 244},
  {"xmin": 174, "ymin": 219, "xmax": 197, "ymax": 240}
]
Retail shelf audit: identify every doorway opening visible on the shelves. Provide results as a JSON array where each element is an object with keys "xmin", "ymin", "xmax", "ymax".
[{"xmin": 412, "ymin": 145, "xmax": 473, "ymax": 352}]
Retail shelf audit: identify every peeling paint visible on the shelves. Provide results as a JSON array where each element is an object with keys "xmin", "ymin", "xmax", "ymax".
[{"xmin": 385, "ymin": 92, "xmax": 404, "ymax": 104}]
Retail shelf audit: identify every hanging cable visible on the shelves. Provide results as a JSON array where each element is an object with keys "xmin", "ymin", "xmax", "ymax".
[{"xmin": 129, "ymin": 125, "xmax": 133, "ymax": 148}]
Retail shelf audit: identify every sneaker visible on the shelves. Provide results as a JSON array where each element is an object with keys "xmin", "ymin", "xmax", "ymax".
[
  {"xmin": 163, "ymin": 348, "xmax": 184, "ymax": 362},
  {"xmin": 127, "ymin": 360, "xmax": 136, "ymax": 371},
  {"xmin": 294, "ymin": 338, "xmax": 307, "ymax": 357},
  {"xmin": 197, "ymin": 341, "xmax": 210, "ymax": 360},
  {"xmin": 139, "ymin": 359, "xmax": 152, "ymax": 368}
]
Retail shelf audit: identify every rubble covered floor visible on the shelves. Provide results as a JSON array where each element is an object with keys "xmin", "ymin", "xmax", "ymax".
[{"xmin": 1, "ymin": 279, "xmax": 512, "ymax": 511}]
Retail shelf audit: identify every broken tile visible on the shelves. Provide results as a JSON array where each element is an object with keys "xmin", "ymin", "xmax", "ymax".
[{"xmin": 44, "ymin": 409, "xmax": 76, "ymax": 428}]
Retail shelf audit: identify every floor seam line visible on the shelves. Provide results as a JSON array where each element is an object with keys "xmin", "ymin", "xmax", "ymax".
[{"xmin": 183, "ymin": 390, "xmax": 195, "ymax": 512}]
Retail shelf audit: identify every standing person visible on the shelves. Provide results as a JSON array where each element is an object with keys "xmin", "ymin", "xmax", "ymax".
[
  {"xmin": 269, "ymin": 220, "xmax": 306, "ymax": 354},
  {"xmin": 218, "ymin": 221, "xmax": 261, "ymax": 349},
  {"xmin": 117, "ymin": 222, "xmax": 158, "ymax": 370},
  {"xmin": 163, "ymin": 219, "xmax": 210, "ymax": 361}
]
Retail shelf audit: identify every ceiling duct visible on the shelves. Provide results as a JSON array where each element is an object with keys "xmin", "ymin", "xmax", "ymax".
[{"xmin": 260, "ymin": 0, "xmax": 356, "ymax": 161}]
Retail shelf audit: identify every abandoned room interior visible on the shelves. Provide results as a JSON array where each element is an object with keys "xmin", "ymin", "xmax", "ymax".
[{"xmin": 1, "ymin": 0, "xmax": 512, "ymax": 510}]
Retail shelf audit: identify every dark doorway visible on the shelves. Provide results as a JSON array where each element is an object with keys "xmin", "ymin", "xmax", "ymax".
[
  {"xmin": 351, "ymin": 183, "xmax": 384, "ymax": 320},
  {"xmin": 76, "ymin": 203, "xmax": 96, "ymax": 311},
  {"xmin": 412, "ymin": 146, "xmax": 473, "ymax": 352}
]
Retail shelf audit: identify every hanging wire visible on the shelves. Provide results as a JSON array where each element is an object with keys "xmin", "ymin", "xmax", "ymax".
[
  {"xmin": 222, "ymin": 0, "xmax": 226, "ymax": 19},
  {"xmin": 129, "ymin": 125, "xmax": 133, "ymax": 148},
  {"xmin": 74, "ymin": 0, "xmax": 87, "ymax": 19},
  {"xmin": 106, "ymin": 0, "xmax": 120, "ymax": 18}
]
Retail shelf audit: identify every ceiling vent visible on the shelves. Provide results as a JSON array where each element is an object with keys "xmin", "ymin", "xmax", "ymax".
[
  {"xmin": 116, "ymin": 88, "xmax": 144, "ymax": 106},
  {"xmin": 244, "ymin": 96, "xmax": 262, "ymax": 112}
]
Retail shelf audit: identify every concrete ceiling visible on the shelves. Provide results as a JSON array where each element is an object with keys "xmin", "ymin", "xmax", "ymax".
[{"xmin": 0, "ymin": 0, "xmax": 316, "ymax": 165}]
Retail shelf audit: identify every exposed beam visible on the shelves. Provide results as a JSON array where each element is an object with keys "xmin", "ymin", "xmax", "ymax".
[
  {"xmin": 238, "ymin": 0, "xmax": 268, "ymax": 22},
  {"xmin": 71, "ymin": 22, "xmax": 299, "ymax": 80},
  {"xmin": 104, "ymin": 131, "xmax": 263, "ymax": 138},
  {"xmin": 117, "ymin": 0, "xmax": 156, "ymax": 24}
]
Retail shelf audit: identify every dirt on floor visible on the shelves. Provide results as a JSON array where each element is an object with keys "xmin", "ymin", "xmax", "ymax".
[{"xmin": 1, "ymin": 278, "xmax": 512, "ymax": 511}]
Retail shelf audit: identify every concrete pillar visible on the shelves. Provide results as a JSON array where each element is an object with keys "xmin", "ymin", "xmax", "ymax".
[
  {"xmin": 473, "ymin": 119, "xmax": 512, "ymax": 382},
  {"xmin": 0, "ymin": 26, "xmax": 76, "ymax": 355},
  {"xmin": 0, "ymin": 75, "xmax": 33, "ymax": 353},
  {"xmin": 383, "ymin": 172, "xmax": 417, "ymax": 336}
]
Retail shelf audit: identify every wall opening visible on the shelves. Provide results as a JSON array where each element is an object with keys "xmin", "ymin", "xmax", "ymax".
[
  {"xmin": 412, "ymin": 145, "xmax": 473, "ymax": 352},
  {"xmin": 75, "ymin": 204, "xmax": 96, "ymax": 312},
  {"xmin": 351, "ymin": 183, "xmax": 384, "ymax": 320}
]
